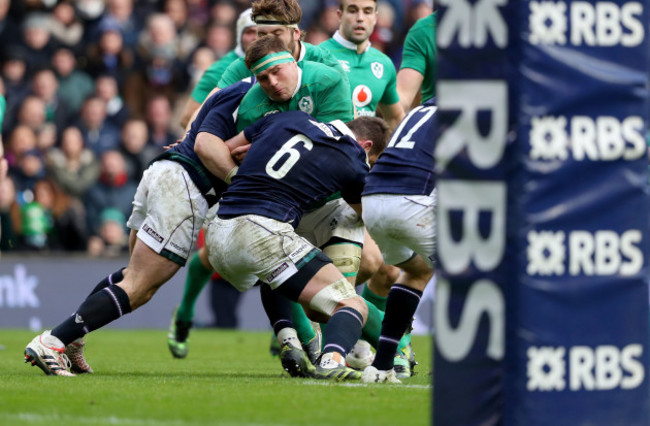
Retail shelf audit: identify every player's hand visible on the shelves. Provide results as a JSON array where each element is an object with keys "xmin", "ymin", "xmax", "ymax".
[
  {"xmin": 231, "ymin": 143, "xmax": 251, "ymax": 163},
  {"xmin": 163, "ymin": 139, "xmax": 183, "ymax": 150}
]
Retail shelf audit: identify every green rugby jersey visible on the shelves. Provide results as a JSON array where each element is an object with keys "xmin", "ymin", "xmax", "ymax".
[
  {"xmin": 236, "ymin": 60, "xmax": 353, "ymax": 132},
  {"xmin": 400, "ymin": 12, "xmax": 437, "ymax": 103},
  {"xmin": 0, "ymin": 94, "xmax": 5, "ymax": 129},
  {"xmin": 190, "ymin": 50, "xmax": 240, "ymax": 103},
  {"xmin": 217, "ymin": 41, "xmax": 348, "ymax": 89},
  {"xmin": 319, "ymin": 32, "xmax": 399, "ymax": 117}
]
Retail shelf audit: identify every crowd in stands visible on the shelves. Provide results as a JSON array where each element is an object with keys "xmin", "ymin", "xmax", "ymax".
[{"xmin": 0, "ymin": 0, "xmax": 433, "ymax": 256}]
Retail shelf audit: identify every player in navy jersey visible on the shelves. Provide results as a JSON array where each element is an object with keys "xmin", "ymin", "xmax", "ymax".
[
  {"xmin": 23, "ymin": 82, "xmax": 252, "ymax": 376},
  {"xmin": 203, "ymin": 110, "xmax": 371, "ymax": 380},
  {"xmin": 360, "ymin": 98, "xmax": 437, "ymax": 383}
]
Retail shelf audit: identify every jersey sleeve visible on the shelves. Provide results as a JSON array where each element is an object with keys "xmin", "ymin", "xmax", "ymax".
[
  {"xmin": 217, "ymin": 58, "xmax": 252, "ymax": 89},
  {"xmin": 191, "ymin": 60, "xmax": 228, "ymax": 103},
  {"xmin": 400, "ymin": 23, "xmax": 427, "ymax": 75},
  {"xmin": 340, "ymin": 144, "xmax": 370, "ymax": 205}
]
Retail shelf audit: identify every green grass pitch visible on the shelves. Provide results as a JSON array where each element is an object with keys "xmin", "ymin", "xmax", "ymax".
[{"xmin": 0, "ymin": 329, "xmax": 432, "ymax": 425}]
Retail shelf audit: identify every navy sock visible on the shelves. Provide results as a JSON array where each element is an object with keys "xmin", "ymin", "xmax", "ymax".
[
  {"xmin": 52, "ymin": 285, "xmax": 132, "ymax": 345},
  {"xmin": 86, "ymin": 268, "xmax": 126, "ymax": 299},
  {"xmin": 322, "ymin": 307, "xmax": 364, "ymax": 357},
  {"xmin": 373, "ymin": 284, "xmax": 422, "ymax": 370},
  {"xmin": 260, "ymin": 282, "xmax": 294, "ymax": 335}
]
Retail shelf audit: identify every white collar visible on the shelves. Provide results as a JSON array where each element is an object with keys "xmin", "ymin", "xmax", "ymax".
[
  {"xmin": 329, "ymin": 120, "xmax": 355, "ymax": 139},
  {"xmin": 333, "ymin": 31, "xmax": 370, "ymax": 53},
  {"xmin": 296, "ymin": 40, "xmax": 306, "ymax": 61},
  {"xmin": 291, "ymin": 66, "xmax": 303, "ymax": 98}
]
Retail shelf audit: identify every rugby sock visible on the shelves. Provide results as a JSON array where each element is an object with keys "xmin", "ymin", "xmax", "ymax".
[
  {"xmin": 176, "ymin": 252, "xmax": 213, "ymax": 323},
  {"xmin": 260, "ymin": 283, "xmax": 294, "ymax": 335},
  {"xmin": 362, "ymin": 283, "xmax": 387, "ymax": 311},
  {"xmin": 52, "ymin": 285, "xmax": 132, "ymax": 346},
  {"xmin": 291, "ymin": 302, "xmax": 317, "ymax": 345},
  {"xmin": 322, "ymin": 307, "xmax": 364, "ymax": 358},
  {"xmin": 373, "ymin": 284, "xmax": 422, "ymax": 371},
  {"xmin": 86, "ymin": 267, "xmax": 125, "ymax": 299},
  {"xmin": 360, "ymin": 297, "xmax": 411, "ymax": 352}
]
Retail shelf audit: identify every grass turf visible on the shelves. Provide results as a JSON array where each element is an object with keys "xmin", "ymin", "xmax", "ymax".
[{"xmin": 0, "ymin": 329, "xmax": 431, "ymax": 425}]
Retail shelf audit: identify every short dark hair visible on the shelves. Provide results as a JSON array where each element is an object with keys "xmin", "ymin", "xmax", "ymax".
[
  {"xmin": 252, "ymin": 0, "xmax": 302, "ymax": 25},
  {"xmin": 244, "ymin": 35, "xmax": 291, "ymax": 71},
  {"xmin": 339, "ymin": 0, "xmax": 378, "ymax": 11},
  {"xmin": 347, "ymin": 116, "xmax": 390, "ymax": 157}
]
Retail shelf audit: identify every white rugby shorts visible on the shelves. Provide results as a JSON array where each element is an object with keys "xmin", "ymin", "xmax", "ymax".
[
  {"xmin": 206, "ymin": 214, "xmax": 321, "ymax": 292},
  {"xmin": 127, "ymin": 160, "xmax": 208, "ymax": 265},
  {"xmin": 295, "ymin": 198, "xmax": 364, "ymax": 247},
  {"xmin": 361, "ymin": 191, "xmax": 436, "ymax": 267}
]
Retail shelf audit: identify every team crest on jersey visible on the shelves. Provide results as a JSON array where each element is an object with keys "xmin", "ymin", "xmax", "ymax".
[
  {"xmin": 353, "ymin": 85, "xmax": 373, "ymax": 108},
  {"xmin": 338, "ymin": 59, "xmax": 351, "ymax": 73},
  {"xmin": 371, "ymin": 62, "xmax": 383, "ymax": 79},
  {"xmin": 298, "ymin": 96, "xmax": 314, "ymax": 114}
]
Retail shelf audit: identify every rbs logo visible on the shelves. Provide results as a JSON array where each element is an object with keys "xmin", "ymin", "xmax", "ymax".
[
  {"xmin": 527, "ymin": 344, "xmax": 645, "ymax": 391},
  {"xmin": 529, "ymin": 1, "xmax": 644, "ymax": 47}
]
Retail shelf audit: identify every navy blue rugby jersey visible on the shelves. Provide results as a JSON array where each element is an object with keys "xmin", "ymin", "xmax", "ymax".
[
  {"xmin": 217, "ymin": 111, "xmax": 369, "ymax": 227},
  {"xmin": 362, "ymin": 98, "xmax": 436, "ymax": 196},
  {"xmin": 156, "ymin": 79, "xmax": 253, "ymax": 200}
]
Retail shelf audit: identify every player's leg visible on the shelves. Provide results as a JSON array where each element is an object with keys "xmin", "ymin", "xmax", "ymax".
[{"xmin": 168, "ymin": 244, "xmax": 213, "ymax": 358}]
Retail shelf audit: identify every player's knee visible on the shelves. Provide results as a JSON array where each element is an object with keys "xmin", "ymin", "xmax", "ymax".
[
  {"xmin": 308, "ymin": 277, "xmax": 358, "ymax": 318},
  {"xmin": 335, "ymin": 295, "xmax": 368, "ymax": 323},
  {"xmin": 323, "ymin": 244, "xmax": 361, "ymax": 277}
]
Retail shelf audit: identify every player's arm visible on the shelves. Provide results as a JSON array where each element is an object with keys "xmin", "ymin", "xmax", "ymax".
[
  {"xmin": 377, "ymin": 101, "xmax": 405, "ymax": 132},
  {"xmin": 397, "ymin": 68, "xmax": 424, "ymax": 112},
  {"xmin": 195, "ymin": 132, "xmax": 239, "ymax": 183},
  {"xmin": 184, "ymin": 86, "xmax": 222, "ymax": 132},
  {"xmin": 315, "ymin": 70, "xmax": 355, "ymax": 123}
]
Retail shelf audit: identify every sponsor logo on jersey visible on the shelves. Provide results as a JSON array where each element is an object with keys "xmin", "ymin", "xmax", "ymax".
[
  {"xmin": 143, "ymin": 224, "xmax": 164, "ymax": 243},
  {"xmin": 298, "ymin": 96, "xmax": 314, "ymax": 114},
  {"xmin": 169, "ymin": 241, "xmax": 188, "ymax": 255},
  {"xmin": 371, "ymin": 62, "xmax": 384, "ymax": 79},
  {"xmin": 353, "ymin": 85, "xmax": 373, "ymax": 108},
  {"xmin": 266, "ymin": 262, "xmax": 289, "ymax": 282}
]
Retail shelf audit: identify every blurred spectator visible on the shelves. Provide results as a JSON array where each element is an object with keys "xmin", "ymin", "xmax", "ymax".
[
  {"xmin": 0, "ymin": 0, "xmax": 20, "ymax": 48},
  {"xmin": 203, "ymin": 22, "xmax": 233, "ymax": 59},
  {"xmin": 5, "ymin": 125, "xmax": 37, "ymax": 168},
  {"xmin": 74, "ymin": 95, "xmax": 121, "ymax": 156},
  {"xmin": 317, "ymin": 4, "xmax": 340, "ymax": 35},
  {"xmin": 87, "ymin": 207, "xmax": 129, "ymax": 257},
  {"xmin": 370, "ymin": 2, "xmax": 397, "ymax": 56},
  {"xmin": 31, "ymin": 67, "xmax": 72, "ymax": 132},
  {"xmin": 46, "ymin": 126, "xmax": 100, "ymax": 198},
  {"xmin": 48, "ymin": 0, "xmax": 84, "ymax": 52},
  {"xmin": 95, "ymin": 74, "xmax": 130, "ymax": 128},
  {"xmin": 83, "ymin": 149, "xmax": 137, "ymax": 237},
  {"xmin": 16, "ymin": 95, "xmax": 47, "ymax": 134},
  {"xmin": 10, "ymin": 148, "xmax": 46, "ymax": 194},
  {"xmin": 0, "ymin": 175, "xmax": 19, "ymax": 251},
  {"xmin": 210, "ymin": 1, "xmax": 236, "ymax": 26},
  {"xmin": 75, "ymin": 0, "xmax": 106, "ymax": 23},
  {"xmin": 187, "ymin": 47, "xmax": 217, "ymax": 89},
  {"xmin": 186, "ymin": 0, "xmax": 211, "ymax": 33},
  {"xmin": 18, "ymin": 178, "xmax": 88, "ymax": 251},
  {"xmin": 2, "ymin": 48, "xmax": 31, "ymax": 135},
  {"xmin": 36, "ymin": 123, "xmax": 58, "ymax": 154},
  {"xmin": 94, "ymin": 0, "xmax": 143, "ymax": 48},
  {"xmin": 305, "ymin": 26, "xmax": 330, "ymax": 45},
  {"xmin": 83, "ymin": 19, "xmax": 136, "ymax": 88},
  {"xmin": 124, "ymin": 13, "xmax": 187, "ymax": 117},
  {"xmin": 20, "ymin": 13, "xmax": 55, "ymax": 72},
  {"xmin": 164, "ymin": 0, "xmax": 201, "ymax": 61},
  {"xmin": 298, "ymin": 0, "xmax": 325, "ymax": 31},
  {"xmin": 145, "ymin": 95, "xmax": 179, "ymax": 148},
  {"xmin": 52, "ymin": 47, "xmax": 95, "ymax": 115},
  {"xmin": 119, "ymin": 118, "xmax": 159, "ymax": 181}
]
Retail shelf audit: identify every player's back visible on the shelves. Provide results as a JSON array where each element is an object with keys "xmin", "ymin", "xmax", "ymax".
[
  {"xmin": 218, "ymin": 111, "xmax": 369, "ymax": 226},
  {"xmin": 363, "ymin": 98, "xmax": 437, "ymax": 196}
]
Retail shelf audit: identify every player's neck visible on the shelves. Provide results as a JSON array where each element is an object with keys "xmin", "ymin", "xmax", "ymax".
[{"xmin": 333, "ymin": 30, "xmax": 370, "ymax": 54}]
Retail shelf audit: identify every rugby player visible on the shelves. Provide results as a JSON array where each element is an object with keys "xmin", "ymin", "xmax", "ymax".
[
  {"xmin": 361, "ymin": 98, "xmax": 437, "ymax": 383},
  {"xmin": 23, "ymin": 81, "xmax": 253, "ymax": 376}
]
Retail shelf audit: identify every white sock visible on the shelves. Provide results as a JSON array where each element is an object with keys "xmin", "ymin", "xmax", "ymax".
[{"xmin": 277, "ymin": 327, "xmax": 300, "ymax": 347}]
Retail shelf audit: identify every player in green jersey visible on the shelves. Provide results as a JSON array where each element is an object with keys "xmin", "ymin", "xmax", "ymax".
[
  {"xmin": 319, "ymin": 0, "xmax": 404, "ymax": 130},
  {"xmin": 178, "ymin": 8, "xmax": 257, "ymax": 128},
  {"xmin": 215, "ymin": 0, "xmax": 347, "ymax": 91},
  {"xmin": 397, "ymin": 12, "xmax": 437, "ymax": 111}
]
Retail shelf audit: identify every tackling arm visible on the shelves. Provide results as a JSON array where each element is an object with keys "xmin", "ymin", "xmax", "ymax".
[
  {"xmin": 194, "ymin": 131, "xmax": 238, "ymax": 183},
  {"xmin": 397, "ymin": 68, "xmax": 424, "ymax": 112}
]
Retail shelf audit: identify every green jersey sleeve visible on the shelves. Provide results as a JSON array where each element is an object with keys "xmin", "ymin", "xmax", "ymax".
[
  {"xmin": 400, "ymin": 13, "xmax": 437, "ymax": 102},
  {"xmin": 310, "ymin": 65, "xmax": 354, "ymax": 123},
  {"xmin": 380, "ymin": 59, "xmax": 400, "ymax": 106},
  {"xmin": 190, "ymin": 51, "xmax": 239, "ymax": 103},
  {"xmin": 0, "ymin": 94, "xmax": 5, "ymax": 130},
  {"xmin": 217, "ymin": 58, "xmax": 254, "ymax": 89}
]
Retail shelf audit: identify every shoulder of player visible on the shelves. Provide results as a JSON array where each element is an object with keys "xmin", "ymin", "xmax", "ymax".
[{"xmin": 300, "ymin": 60, "xmax": 341, "ymax": 77}]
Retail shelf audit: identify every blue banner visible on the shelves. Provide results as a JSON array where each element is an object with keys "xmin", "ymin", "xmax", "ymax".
[{"xmin": 434, "ymin": 0, "xmax": 649, "ymax": 424}]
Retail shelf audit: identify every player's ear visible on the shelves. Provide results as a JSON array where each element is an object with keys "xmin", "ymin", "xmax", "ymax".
[
  {"xmin": 292, "ymin": 28, "xmax": 300, "ymax": 41},
  {"xmin": 360, "ymin": 139, "xmax": 373, "ymax": 153}
]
